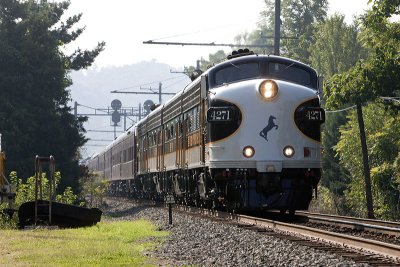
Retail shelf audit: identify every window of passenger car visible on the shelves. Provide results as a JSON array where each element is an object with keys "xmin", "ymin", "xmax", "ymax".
[{"xmin": 214, "ymin": 62, "xmax": 259, "ymax": 86}]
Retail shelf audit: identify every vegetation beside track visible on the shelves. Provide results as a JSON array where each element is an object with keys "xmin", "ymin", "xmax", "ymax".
[{"xmin": 0, "ymin": 220, "xmax": 168, "ymax": 266}]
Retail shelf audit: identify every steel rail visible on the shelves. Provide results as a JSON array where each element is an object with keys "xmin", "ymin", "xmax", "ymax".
[
  {"xmin": 237, "ymin": 215, "xmax": 400, "ymax": 260},
  {"xmin": 297, "ymin": 211, "xmax": 400, "ymax": 229},
  {"xmin": 305, "ymin": 215, "xmax": 400, "ymax": 237},
  {"xmin": 175, "ymin": 205, "xmax": 400, "ymax": 260}
]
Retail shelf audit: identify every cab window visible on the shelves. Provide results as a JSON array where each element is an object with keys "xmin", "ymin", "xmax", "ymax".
[
  {"xmin": 214, "ymin": 62, "xmax": 259, "ymax": 85},
  {"xmin": 268, "ymin": 62, "xmax": 311, "ymax": 87}
]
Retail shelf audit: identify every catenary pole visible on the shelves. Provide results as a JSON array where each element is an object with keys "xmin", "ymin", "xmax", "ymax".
[{"xmin": 274, "ymin": 0, "xmax": 281, "ymax": 55}]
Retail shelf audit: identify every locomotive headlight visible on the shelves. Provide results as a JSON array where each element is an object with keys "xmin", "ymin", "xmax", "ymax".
[
  {"xmin": 243, "ymin": 146, "xmax": 255, "ymax": 158},
  {"xmin": 283, "ymin": 146, "xmax": 295, "ymax": 158},
  {"xmin": 259, "ymin": 80, "xmax": 278, "ymax": 100}
]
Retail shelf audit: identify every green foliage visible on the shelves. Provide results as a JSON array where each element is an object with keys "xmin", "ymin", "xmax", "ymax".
[
  {"xmin": 0, "ymin": 0, "xmax": 104, "ymax": 191},
  {"xmin": 9, "ymin": 171, "xmax": 80, "ymax": 207},
  {"xmin": 280, "ymin": 0, "xmax": 328, "ymax": 63},
  {"xmin": 0, "ymin": 203, "xmax": 18, "ymax": 229},
  {"xmin": 55, "ymin": 187, "xmax": 78, "ymax": 205},
  {"xmin": 324, "ymin": 0, "xmax": 400, "ymax": 109},
  {"xmin": 79, "ymin": 169, "xmax": 108, "ymax": 208},
  {"xmin": 309, "ymin": 185, "xmax": 338, "ymax": 213},
  {"xmin": 309, "ymin": 14, "xmax": 367, "ymax": 78},
  {"xmin": 334, "ymin": 104, "xmax": 400, "ymax": 219},
  {"xmin": 320, "ymin": 0, "xmax": 399, "ymax": 219},
  {"xmin": 321, "ymin": 112, "xmax": 352, "ymax": 214}
]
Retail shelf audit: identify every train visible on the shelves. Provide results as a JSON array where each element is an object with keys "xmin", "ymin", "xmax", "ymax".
[{"xmin": 87, "ymin": 49, "xmax": 325, "ymax": 214}]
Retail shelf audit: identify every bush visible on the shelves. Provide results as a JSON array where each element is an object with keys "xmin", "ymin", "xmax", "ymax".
[{"xmin": 79, "ymin": 170, "xmax": 108, "ymax": 208}]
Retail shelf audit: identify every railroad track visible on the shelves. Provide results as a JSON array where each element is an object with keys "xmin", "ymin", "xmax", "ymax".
[
  {"xmin": 173, "ymin": 205, "xmax": 400, "ymax": 266},
  {"xmin": 298, "ymin": 211, "xmax": 400, "ymax": 236}
]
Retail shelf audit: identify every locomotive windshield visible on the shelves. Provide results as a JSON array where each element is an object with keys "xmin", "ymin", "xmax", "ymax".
[
  {"xmin": 209, "ymin": 56, "xmax": 317, "ymax": 90},
  {"xmin": 214, "ymin": 62, "xmax": 259, "ymax": 85},
  {"xmin": 268, "ymin": 62, "xmax": 311, "ymax": 86}
]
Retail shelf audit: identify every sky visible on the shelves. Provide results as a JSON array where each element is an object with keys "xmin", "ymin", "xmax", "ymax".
[{"xmin": 62, "ymin": 0, "xmax": 371, "ymax": 70}]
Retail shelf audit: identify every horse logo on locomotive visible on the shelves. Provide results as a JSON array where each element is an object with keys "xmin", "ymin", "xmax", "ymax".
[{"xmin": 259, "ymin": 115, "xmax": 278, "ymax": 142}]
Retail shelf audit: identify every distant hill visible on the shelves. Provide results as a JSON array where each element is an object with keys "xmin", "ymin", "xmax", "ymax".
[{"xmin": 67, "ymin": 60, "xmax": 191, "ymax": 158}]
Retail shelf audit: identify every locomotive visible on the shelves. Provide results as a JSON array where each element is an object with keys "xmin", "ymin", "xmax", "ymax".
[{"xmin": 88, "ymin": 49, "xmax": 325, "ymax": 214}]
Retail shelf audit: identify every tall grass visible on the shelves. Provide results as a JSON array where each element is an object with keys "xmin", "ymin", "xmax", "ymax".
[{"xmin": 0, "ymin": 220, "xmax": 168, "ymax": 266}]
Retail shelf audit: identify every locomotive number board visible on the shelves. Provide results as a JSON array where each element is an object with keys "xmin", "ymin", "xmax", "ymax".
[
  {"xmin": 305, "ymin": 107, "xmax": 325, "ymax": 123},
  {"xmin": 207, "ymin": 107, "xmax": 233, "ymax": 122}
]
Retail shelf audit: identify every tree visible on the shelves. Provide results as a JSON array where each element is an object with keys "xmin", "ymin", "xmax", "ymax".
[
  {"xmin": 334, "ymin": 104, "xmax": 400, "ymax": 219},
  {"xmin": 280, "ymin": 0, "xmax": 328, "ymax": 62},
  {"xmin": 309, "ymin": 14, "xmax": 367, "ymax": 78},
  {"xmin": 308, "ymin": 14, "xmax": 368, "ymax": 214},
  {"xmin": 324, "ymin": 0, "xmax": 400, "ymax": 218},
  {"xmin": 0, "ymin": 0, "xmax": 105, "ymax": 192}
]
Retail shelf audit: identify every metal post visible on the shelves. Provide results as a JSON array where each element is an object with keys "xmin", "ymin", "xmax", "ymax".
[
  {"xmin": 34, "ymin": 156, "xmax": 39, "ymax": 225},
  {"xmin": 158, "ymin": 82, "xmax": 162, "ymax": 104},
  {"xmin": 0, "ymin": 134, "xmax": 3, "ymax": 187},
  {"xmin": 168, "ymin": 203, "xmax": 172, "ymax": 225},
  {"xmin": 139, "ymin": 103, "xmax": 142, "ymax": 120},
  {"xmin": 74, "ymin": 101, "xmax": 78, "ymax": 118},
  {"xmin": 124, "ymin": 110, "xmax": 127, "ymax": 131},
  {"xmin": 49, "ymin": 156, "xmax": 55, "ymax": 224},
  {"xmin": 274, "ymin": 0, "xmax": 281, "ymax": 55}
]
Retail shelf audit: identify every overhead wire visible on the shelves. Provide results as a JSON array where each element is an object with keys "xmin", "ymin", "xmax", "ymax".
[
  {"xmin": 112, "ymin": 75, "xmax": 188, "ymax": 92},
  {"xmin": 163, "ymin": 76, "xmax": 191, "ymax": 89},
  {"xmin": 325, "ymin": 105, "xmax": 356, "ymax": 113},
  {"xmin": 324, "ymin": 96, "xmax": 399, "ymax": 114}
]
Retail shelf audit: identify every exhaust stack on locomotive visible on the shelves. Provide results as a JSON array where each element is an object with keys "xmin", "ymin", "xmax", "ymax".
[{"xmin": 88, "ymin": 50, "xmax": 325, "ymax": 214}]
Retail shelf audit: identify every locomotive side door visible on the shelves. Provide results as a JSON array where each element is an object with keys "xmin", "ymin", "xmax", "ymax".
[
  {"xmin": 200, "ymin": 75, "xmax": 208, "ymax": 164},
  {"xmin": 157, "ymin": 128, "xmax": 164, "ymax": 171},
  {"xmin": 175, "ymin": 117, "xmax": 187, "ymax": 168},
  {"xmin": 133, "ymin": 133, "xmax": 138, "ymax": 176},
  {"xmin": 181, "ymin": 117, "xmax": 188, "ymax": 168}
]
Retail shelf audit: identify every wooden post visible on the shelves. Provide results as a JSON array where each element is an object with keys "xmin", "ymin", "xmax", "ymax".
[
  {"xmin": 356, "ymin": 103, "xmax": 374, "ymax": 219},
  {"xmin": 168, "ymin": 203, "xmax": 172, "ymax": 225}
]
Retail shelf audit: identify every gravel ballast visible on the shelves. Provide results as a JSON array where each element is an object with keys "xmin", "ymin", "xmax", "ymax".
[{"xmin": 102, "ymin": 198, "xmax": 369, "ymax": 267}]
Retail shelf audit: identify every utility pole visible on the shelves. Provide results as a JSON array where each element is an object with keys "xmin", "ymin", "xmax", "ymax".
[
  {"xmin": 140, "ymin": 82, "xmax": 163, "ymax": 104},
  {"xmin": 74, "ymin": 101, "xmax": 78, "ymax": 119},
  {"xmin": 274, "ymin": 0, "xmax": 281, "ymax": 55},
  {"xmin": 356, "ymin": 103, "xmax": 374, "ymax": 219},
  {"xmin": 158, "ymin": 82, "xmax": 162, "ymax": 104}
]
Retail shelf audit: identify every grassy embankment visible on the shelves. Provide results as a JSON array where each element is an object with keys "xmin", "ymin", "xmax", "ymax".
[{"xmin": 0, "ymin": 220, "xmax": 168, "ymax": 266}]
